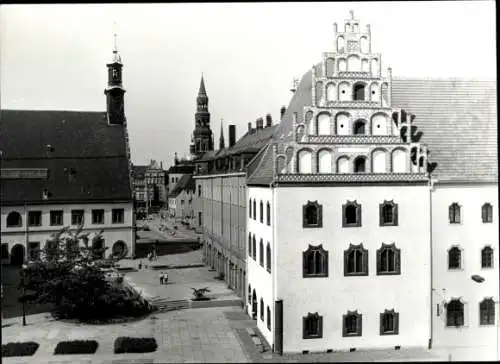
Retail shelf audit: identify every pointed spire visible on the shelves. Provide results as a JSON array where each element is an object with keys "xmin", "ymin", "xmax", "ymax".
[
  {"xmin": 111, "ymin": 24, "xmax": 122, "ymax": 64},
  {"xmin": 219, "ymin": 118, "xmax": 225, "ymax": 150},
  {"xmin": 198, "ymin": 75, "xmax": 207, "ymax": 96}
]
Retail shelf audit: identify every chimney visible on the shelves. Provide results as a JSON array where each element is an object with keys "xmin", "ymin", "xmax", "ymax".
[
  {"xmin": 280, "ymin": 106, "xmax": 286, "ymax": 119},
  {"xmin": 229, "ymin": 125, "xmax": 236, "ymax": 147},
  {"xmin": 248, "ymin": 122, "xmax": 252, "ymax": 133},
  {"xmin": 265, "ymin": 113, "xmax": 272, "ymax": 127},
  {"xmin": 256, "ymin": 117, "xmax": 264, "ymax": 129}
]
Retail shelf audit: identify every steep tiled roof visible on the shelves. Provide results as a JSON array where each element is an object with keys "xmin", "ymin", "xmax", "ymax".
[
  {"xmin": 166, "ymin": 164, "xmax": 195, "ymax": 174},
  {"xmin": 0, "ymin": 109, "xmax": 132, "ymax": 204},
  {"xmin": 247, "ymin": 74, "xmax": 497, "ymax": 185},
  {"xmin": 133, "ymin": 165, "xmax": 147, "ymax": 179},
  {"xmin": 391, "ymin": 78, "xmax": 497, "ymax": 183},
  {"xmin": 169, "ymin": 174, "xmax": 194, "ymax": 197}
]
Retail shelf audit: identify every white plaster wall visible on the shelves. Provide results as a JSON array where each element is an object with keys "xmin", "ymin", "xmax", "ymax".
[
  {"xmin": 1, "ymin": 202, "xmax": 134, "ymax": 260},
  {"xmin": 326, "ymin": 84, "xmax": 336, "ymax": 101},
  {"xmin": 247, "ymin": 186, "xmax": 274, "ymax": 346},
  {"xmin": 392, "ymin": 149, "xmax": 408, "ymax": 173},
  {"xmin": 431, "ymin": 184, "xmax": 499, "ymax": 354},
  {"xmin": 337, "ymin": 157, "xmax": 350, "ymax": 173},
  {"xmin": 298, "ymin": 151, "xmax": 312, "ymax": 174},
  {"xmin": 372, "ymin": 150, "xmax": 387, "ymax": 173},
  {"xmin": 274, "ymin": 185, "xmax": 431, "ymax": 354}
]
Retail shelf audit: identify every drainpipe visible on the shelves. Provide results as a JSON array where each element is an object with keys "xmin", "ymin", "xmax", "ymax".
[{"xmin": 429, "ymin": 177, "xmax": 436, "ymax": 349}]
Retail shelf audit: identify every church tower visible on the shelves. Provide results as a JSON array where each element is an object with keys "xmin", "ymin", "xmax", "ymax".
[
  {"xmin": 219, "ymin": 119, "xmax": 225, "ymax": 150},
  {"xmin": 192, "ymin": 75, "xmax": 214, "ymax": 157},
  {"xmin": 104, "ymin": 34, "xmax": 126, "ymax": 125}
]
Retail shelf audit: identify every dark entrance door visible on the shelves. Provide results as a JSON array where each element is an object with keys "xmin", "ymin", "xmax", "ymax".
[{"xmin": 10, "ymin": 244, "xmax": 25, "ymax": 265}]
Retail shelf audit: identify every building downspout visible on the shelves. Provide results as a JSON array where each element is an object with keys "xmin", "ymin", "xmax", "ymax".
[{"xmin": 429, "ymin": 177, "xmax": 436, "ymax": 350}]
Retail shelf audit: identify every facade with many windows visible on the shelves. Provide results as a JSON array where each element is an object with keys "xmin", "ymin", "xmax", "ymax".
[
  {"xmin": 0, "ymin": 45, "xmax": 135, "ymax": 264},
  {"xmin": 245, "ymin": 12, "xmax": 498, "ymax": 358}
]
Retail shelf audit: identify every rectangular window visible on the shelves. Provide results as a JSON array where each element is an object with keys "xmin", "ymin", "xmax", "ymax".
[
  {"xmin": 480, "ymin": 299, "xmax": 495, "ymax": 326},
  {"xmin": 380, "ymin": 310, "xmax": 399, "ymax": 335},
  {"xmin": 303, "ymin": 201, "xmax": 323, "ymax": 228},
  {"xmin": 343, "ymin": 312, "xmax": 362, "ymax": 337},
  {"xmin": 112, "ymin": 209, "xmax": 124, "ymax": 224},
  {"xmin": 259, "ymin": 201, "xmax": 264, "ymax": 223},
  {"xmin": 303, "ymin": 246, "xmax": 328, "ymax": 277},
  {"xmin": 92, "ymin": 209, "xmax": 104, "ymax": 224},
  {"xmin": 50, "ymin": 210, "xmax": 63, "ymax": 226},
  {"xmin": 376, "ymin": 244, "xmax": 401, "ymax": 275},
  {"xmin": 266, "ymin": 202, "xmax": 271, "ymax": 226},
  {"xmin": 28, "ymin": 242, "xmax": 40, "ymax": 261},
  {"xmin": 71, "ymin": 210, "xmax": 84, "ymax": 225},
  {"xmin": 343, "ymin": 201, "xmax": 362, "ymax": 227},
  {"xmin": 303, "ymin": 313, "xmax": 323, "ymax": 339},
  {"xmin": 28, "ymin": 211, "xmax": 42, "ymax": 227},
  {"xmin": 1, "ymin": 243, "xmax": 9, "ymax": 259},
  {"xmin": 344, "ymin": 245, "xmax": 369, "ymax": 276},
  {"xmin": 379, "ymin": 201, "xmax": 398, "ymax": 226}
]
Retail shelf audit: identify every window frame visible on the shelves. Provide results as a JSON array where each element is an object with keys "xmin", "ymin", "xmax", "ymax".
[
  {"xmin": 248, "ymin": 233, "xmax": 252, "ymax": 257},
  {"xmin": 481, "ymin": 246, "xmax": 493, "ymax": 268},
  {"xmin": 380, "ymin": 309, "xmax": 399, "ymax": 335},
  {"xmin": 112, "ymin": 208, "xmax": 125, "ymax": 224},
  {"xmin": 71, "ymin": 209, "xmax": 84, "ymax": 226},
  {"xmin": 28, "ymin": 211, "xmax": 42, "ymax": 227},
  {"xmin": 344, "ymin": 243, "xmax": 369, "ymax": 276},
  {"xmin": 260, "ymin": 299, "xmax": 264, "ymax": 321},
  {"xmin": 376, "ymin": 243, "xmax": 401, "ymax": 275},
  {"xmin": 50, "ymin": 210, "xmax": 64, "ymax": 226},
  {"xmin": 267, "ymin": 305, "xmax": 271, "ymax": 330},
  {"xmin": 448, "ymin": 246, "xmax": 462, "ymax": 270},
  {"xmin": 92, "ymin": 209, "xmax": 105, "ymax": 225},
  {"xmin": 259, "ymin": 239, "xmax": 264, "ymax": 267},
  {"xmin": 446, "ymin": 298, "xmax": 465, "ymax": 327},
  {"xmin": 6, "ymin": 211, "xmax": 22, "ymax": 227},
  {"xmin": 479, "ymin": 298, "xmax": 495, "ymax": 326},
  {"xmin": 303, "ymin": 312, "xmax": 323, "ymax": 339},
  {"xmin": 266, "ymin": 202, "xmax": 271, "ymax": 226},
  {"xmin": 379, "ymin": 200, "xmax": 398, "ymax": 226},
  {"xmin": 302, "ymin": 200, "xmax": 323, "ymax": 228},
  {"xmin": 259, "ymin": 201, "xmax": 264, "ymax": 223},
  {"xmin": 482, "ymin": 203, "xmax": 493, "ymax": 223},
  {"xmin": 343, "ymin": 310, "xmax": 363, "ymax": 337},
  {"xmin": 342, "ymin": 200, "xmax": 362, "ymax": 227},
  {"xmin": 449, "ymin": 203, "xmax": 461, "ymax": 224},
  {"xmin": 266, "ymin": 242, "xmax": 271, "ymax": 273},
  {"xmin": 253, "ymin": 199, "xmax": 257, "ymax": 220},
  {"xmin": 354, "ymin": 156, "xmax": 367, "ymax": 173},
  {"xmin": 303, "ymin": 244, "xmax": 329, "ymax": 278},
  {"xmin": 252, "ymin": 235, "xmax": 256, "ymax": 260}
]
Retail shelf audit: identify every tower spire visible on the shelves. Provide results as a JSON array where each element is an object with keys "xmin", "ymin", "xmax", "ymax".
[
  {"xmin": 198, "ymin": 75, "xmax": 207, "ymax": 96},
  {"xmin": 219, "ymin": 118, "xmax": 225, "ymax": 150}
]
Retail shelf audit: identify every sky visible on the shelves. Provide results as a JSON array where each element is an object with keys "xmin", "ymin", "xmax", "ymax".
[{"xmin": 0, "ymin": 1, "xmax": 496, "ymax": 167}]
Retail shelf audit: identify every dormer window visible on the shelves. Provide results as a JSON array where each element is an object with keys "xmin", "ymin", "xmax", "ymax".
[{"xmin": 303, "ymin": 201, "xmax": 323, "ymax": 228}]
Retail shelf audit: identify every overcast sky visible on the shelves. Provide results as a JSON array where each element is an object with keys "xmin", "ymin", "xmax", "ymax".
[{"xmin": 0, "ymin": 1, "xmax": 496, "ymax": 166}]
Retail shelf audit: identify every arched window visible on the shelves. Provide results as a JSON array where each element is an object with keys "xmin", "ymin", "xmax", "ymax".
[
  {"xmin": 480, "ymin": 298, "xmax": 495, "ymax": 325},
  {"xmin": 337, "ymin": 156, "xmax": 349, "ymax": 173},
  {"xmin": 303, "ymin": 312, "xmax": 323, "ymax": 339},
  {"xmin": 353, "ymin": 120, "xmax": 366, "ymax": 135},
  {"xmin": 354, "ymin": 156, "xmax": 366, "ymax": 173},
  {"xmin": 297, "ymin": 150, "xmax": 312, "ymax": 174},
  {"xmin": 318, "ymin": 149, "xmax": 332, "ymax": 174},
  {"xmin": 336, "ymin": 112, "xmax": 349, "ymax": 135},
  {"xmin": 253, "ymin": 199, "xmax": 257, "ymax": 220},
  {"xmin": 392, "ymin": 149, "xmax": 407, "ymax": 173},
  {"xmin": 372, "ymin": 149, "xmax": 387, "ymax": 173},
  {"xmin": 380, "ymin": 309, "xmax": 399, "ymax": 335},
  {"xmin": 303, "ymin": 201, "xmax": 323, "ymax": 228},
  {"xmin": 248, "ymin": 233, "xmax": 252, "ymax": 256},
  {"xmin": 343, "ymin": 310, "xmax": 362, "ymax": 337},
  {"xmin": 266, "ymin": 202, "xmax": 271, "ymax": 226},
  {"xmin": 377, "ymin": 243, "xmax": 401, "ymax": 275},
  {"xmin": 303, "ymin": 244, "xmax": 328, "ymax": 277},
  {"xmin": 448, "ymin": 246, "xmax": 462, "ymax": 269},
  {"xmin": 260, "ymin": 298, "xmax": 264, "ymax": 321},
  {"xmin": 259, "ymin": 201, "xmax": 264, "ymax": 223},
  {"xmin": 449, "ymin": 203, "xmax": 461, "ymax": 224},
  {"xmin": 266, "ymin": 243, "xmax": 271, "ymax": 272},
  {"xmin": 317, "ymin": 113, "xmax": 331, "ymax": 135},
  {"xmin": 326, "ymin": 83, "xmax": 336, "ymax": 101},
  {"xmin": 6, "ymin": 211, "xmax": 22, "ymax": 227},
  {"xmin": 481, "ymin": 246, "xmax": 493, "ymax": 268},
  {"xmin": 267, "ymin": 306, "xmax": 271, "ymax": 330},
  {"xmin": 353, "ymin": 83, "xmax": 365, "ymax": 101},
  {"xmin": 446, "ymin": 299, "xmax": 464, "ymax": 327},
  {"xmin": 482, "ymin": 203, "xmax": 493, "ymax": 223},
  {"xmin": 252, "ymin": 235, "xmax": 256, "ymax": 260},
  {"xmin": 379, "ymin": 200, "xmax": 398, "ymax": 226},
  {"xmin": 326, "ymin": 58, "xmax": 335, "ymax": 77},
  {"xmin": 343, "ymin": 200, "xmax": 361, "ymax": 227},
  {"xmin": 259, "ymin": 239, "xmax": 264, "ymax": 267},
  {"xmin": 344, "ymin": 244, "xmax": 368, "ymax": 276}
]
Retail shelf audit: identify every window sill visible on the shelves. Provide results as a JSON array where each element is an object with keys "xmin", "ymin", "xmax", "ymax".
[
  {"xmin": 342, "ymin": 224, "xmax": 361, "ymax": 228},
  {"xmin": 479, "ymin": 323, "xmax": 495, "ymax": 327},
  {"xmin": 303, "ymin": 335, "xmax": 323, "ymax": 340},
  {"xmin": 380, "ymin": 223, "xmax": 398, "ymax": 227},
  {"xmin": 28, "ymin": 224, "xmax": 41, "ymax": 228},
  {"xmin": 303, "ymin": 224, "xmax": 323, "ymax": 229},
  {"xmin": 377, "ymin": 271, "xmax": 401, "ymax": 276},
  {"xmin": 303, "ymin": 274, "xmax": 328, "ymax": 278},
  {"xmin": 344, "ymin": 272, "xmax": 368, "ymax": 277},
  {"xmin": 481, "ymin": 266, "xmax": 494, "ymax": 270},
  {"xmin": 447, "ymin": 268, "xmax": 464, "ymax": 271},
  {"xmin": 342, "ymin": 332, "xmax": 362, "ymax": 337},
  {"xmin": 6, "ymin": 225, "xmax": 22, "ymax": 228},
  {"xmin": 380, "ymin": 331, "xmax": 398, "ymax": 336}
]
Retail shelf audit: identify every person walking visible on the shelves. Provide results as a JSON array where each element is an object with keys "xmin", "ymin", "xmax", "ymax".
[
  {"xmin": 138, "ymin": 260, "xmax": 142, "ymax": 270},
  {"xmin": 159, "ymin": 272, "xmax": 164, "ymax": 285},
  {"xmin": 163, "ymin": 271, "xmax": 169, "ymax": 285}
]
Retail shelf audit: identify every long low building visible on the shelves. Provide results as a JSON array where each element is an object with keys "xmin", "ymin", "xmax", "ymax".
[{"xmin": 0, "ymin": 45, "xmax": 135, "ymax": 264}]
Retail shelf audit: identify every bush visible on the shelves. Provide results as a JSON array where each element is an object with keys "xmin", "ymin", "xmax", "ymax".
[
  {"xmin": 2, "ymin": 342, "xmax": 39, "ymax": 357},
  {"xmin": 114, "ymin": 337, "xmax": 157, "ymax": 354},
  {"xmin": 54, "ymin": 340, "xmax": 99, "ymax": 355}
]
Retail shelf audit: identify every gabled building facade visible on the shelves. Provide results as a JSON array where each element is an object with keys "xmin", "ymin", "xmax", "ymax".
[
  {"xmin": 245, "ymin": 12, "xmax": 498, "ymax": 359},
  {"xmin": 0, "ymin": 43, "xmax": 135, "ymax": 264}
]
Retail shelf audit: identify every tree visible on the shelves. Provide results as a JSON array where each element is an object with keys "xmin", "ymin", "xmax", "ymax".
[{"xmin": 22, "ymin": 226, "xmax": 151, "ymax": 322}]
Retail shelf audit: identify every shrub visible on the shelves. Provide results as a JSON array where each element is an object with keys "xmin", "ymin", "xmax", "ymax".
[
  {"xmin": 2, "ymin": 342, "xmax": 39, "ymax": 357},
  {"xmin": 54, "ymin": 340, "xmax": 99, "ymax": 355},
  {"xmin": 114, "ymin": 337, "xmax": 158, "ymax": 354}
]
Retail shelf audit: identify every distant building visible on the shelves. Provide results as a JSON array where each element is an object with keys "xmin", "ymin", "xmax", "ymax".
[
  {"xmin": 194, "ymin": 115, "xmax": 278, "ymax": 300},
  {"xmin": 132, "ymin": 160, "xmax": 167, "ymax": 217},
  {"xmin": 0, "ymin": 42, "xmax": 135, "ymax": 264},
  {"xmin": 167, "ymin": 174, "xmax": 196, "ymax": 223},
  {"xmin": 244, "ymin": 12, "xmax": 497, "ymax": 357}
]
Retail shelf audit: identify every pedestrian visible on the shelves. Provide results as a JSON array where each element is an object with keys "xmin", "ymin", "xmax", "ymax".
[
  {"xmin": 138, "ymin": 260, "xmax": 142, "ymax": 270},
  {"xmin": 164, "ymin": 271, "xmax": 169, "ymax": 285},
  {"xmin": 159, "ymin": 272, "xmax": 164, "ymax": 285}
]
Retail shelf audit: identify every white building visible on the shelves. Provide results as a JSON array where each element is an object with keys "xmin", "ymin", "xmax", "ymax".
[
  {"xmin": 0, "ymin": 45, "xmax": 135, "ymax": 264},
  {"xmin": 245, "ymin": 12, "xmax": 498, "ymax": 359}
]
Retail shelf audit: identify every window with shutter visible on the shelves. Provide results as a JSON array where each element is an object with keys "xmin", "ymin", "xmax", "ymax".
[
  {"xmin": 259, "ymin": 239, "xmax": 264, "ymax": 266},
  {"xmin": 379, "ymin": 200, "xmax": 398, "ymax": 226},
  {"xmin": 448, "ymin": 246, "xmax": 462, "ymax": 269}
]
